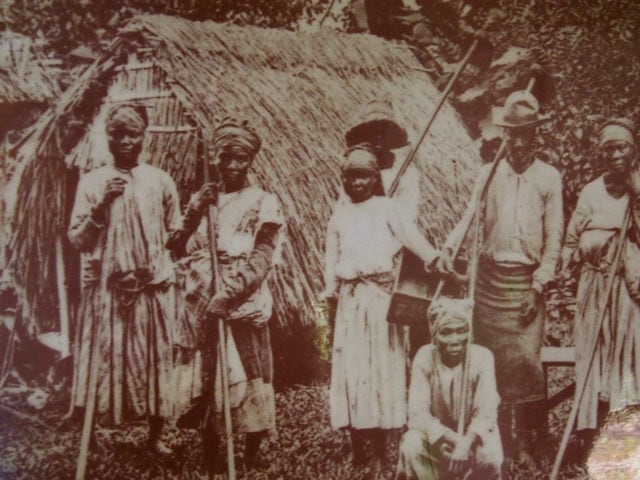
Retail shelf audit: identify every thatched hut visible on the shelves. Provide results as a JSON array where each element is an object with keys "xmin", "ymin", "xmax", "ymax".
[
  {"xmin": 8, "ymin": 15, "xmax": 480, "ymax": 378},
  {"xmin": 1, "ymin": 32, "xmax": 61, "ymax": 277},
  {"xmin": 0, "ymin": 33, "xmax": 60, "ymax": 124}
]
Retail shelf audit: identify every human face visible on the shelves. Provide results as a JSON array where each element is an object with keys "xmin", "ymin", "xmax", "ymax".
[
  {"xmin": 342, "ymin": 168, "xmax": 378, "ymax": 203},
  {"xmin": 505, "ymin": 126, "xmax": 536, "ymax": 171},
  {"xmin": 218, "ymin": 145, "xmax": 253, "ymax": 192},
  {"xmin": 601, "ymin": 140, "xmax": 635, "ymax": 178},
  {"xmin": 107, "ymin": 126, "xmax": 144, "ymax": 167},
  {"xmin": 435, "ymin": 322, "xmax": 469, "ymax": 366}
]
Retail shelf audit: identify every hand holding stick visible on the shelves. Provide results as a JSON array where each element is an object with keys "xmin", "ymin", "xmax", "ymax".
[
  {"xmin": 201, "ymin": 138, "xmax": 236, "ymax": 480},
  {"xmin": 550, "ymin": 207, "xmax": 632, "ymax": 480}
]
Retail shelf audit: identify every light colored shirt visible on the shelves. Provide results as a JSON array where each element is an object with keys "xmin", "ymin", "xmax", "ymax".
[
  {"xmin": 324, "ymin": 195, "xmax": 438, "ymax": 295},
  {"xmin": 68, "ymin": 163, "xmax": 180, "ymax": 287},
  {"xmin": 445, "ymin": 158, "xmax": 563, "ymax": 291},
  {"xmin": 185, "ymin": 185, "xmax": 284, "ymax": 324},
  {"xmin": 561, "ymin": 175, "xmax": 628, "ymax": 268},
  {"xmin": 381, "ymin": 163, "xmax": 421, "ymax": 221}
]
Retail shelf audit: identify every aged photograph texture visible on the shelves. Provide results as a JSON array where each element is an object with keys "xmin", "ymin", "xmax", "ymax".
[{"xmin": 1, "ymin": 1, "xmax": 640, "ymax": 479}]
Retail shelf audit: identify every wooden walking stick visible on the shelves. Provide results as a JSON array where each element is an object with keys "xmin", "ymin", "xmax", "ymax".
[
  {"xmin": 386, "ymin": 33, "xmax": 493, "ymax": 328},
  {"xmin": 201, "ymin": 135, "xmax": 236, "ymax": 480},
  {"xmin": 432, "ymin": 63, "xmax": 552, "ymax": 303},
  {"xmin": 550, "ymin": 206, "xmax": 632, "ymax": 480},
  {"xmin": 75, "ymin": 304, "xmax": 101, "ymax": 480},
  {"xmin": 388, "ymin": 32, "xmax": 492, "ymax": 197},
  {"xmin": 442, "ymin": 67, "xmax": 551, "ymax": 456}
]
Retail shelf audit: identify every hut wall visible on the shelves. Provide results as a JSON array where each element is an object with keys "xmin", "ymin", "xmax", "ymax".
[{"xmin": 66, "ymin": 50, "xmax": 201, "ymax": 204}]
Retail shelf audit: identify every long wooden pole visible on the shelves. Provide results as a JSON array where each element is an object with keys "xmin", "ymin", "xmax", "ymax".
[
  {"xmin": 447, "ymin": 74, "xmax": 538, "ymax": 441},
  {"xmin": 201, "ymin": 136, "xmax": 236, "ymax": 480},
  {"xmin": 550, "ymin": 207, "xmax": 632, "ymax": 480},
  {"xmin": 75, "ymin": 302, "xmax": 101, "ymax": 480},
  {"xmin": 388, "ymin": 36, "xmax": 480, "ymax": 197},
  {"xmin": 55, "ymin": 236, "xmax": 71, "ymax": 358}
]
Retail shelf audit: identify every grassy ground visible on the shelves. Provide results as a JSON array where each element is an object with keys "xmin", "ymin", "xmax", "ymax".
[{"xmin": 0, "ymin": 382, "xmax": 592, "ymax": 480}]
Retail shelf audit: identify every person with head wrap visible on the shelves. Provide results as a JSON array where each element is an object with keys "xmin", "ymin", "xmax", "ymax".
[
  {"xmin": 341, "ymin": 99, "xmax": 421, "ymax": 220},
  {"xmin": 67, "ymin": 104, "xmax": 181, "ymax": 454},
  {"xmin": 166, "ymin": 117, "xmax": 283, "ymax": 474},
  {"xmin": 321, "ymin": 144, "xmax": 440, "ymax": 469},
  {"xmin": 440, "ymin": 90, "xmax": 563, "ymax": 460},
  {"xmin": 559, "ymin": 117, "xmax": 640, "ymax": 457},
  {"xmin": 395, "ymin": 298, "xmax": 503, "ymax": 480}
]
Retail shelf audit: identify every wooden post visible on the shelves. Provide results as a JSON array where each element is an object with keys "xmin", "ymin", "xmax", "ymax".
[
  {"xmin": 201, "ymin": 134, "xmax": 236, "ymax": 480},
  {"xmin": 55, "ymin": 236, "xmax": 71, "ymax": 357},
  {"xmin": 75, "ymin": 308, "xmax": 101, "ymax": 480}
]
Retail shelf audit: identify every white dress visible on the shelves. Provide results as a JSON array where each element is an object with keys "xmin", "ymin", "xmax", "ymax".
[{"xmin": 325, "ymin": 195, "xmax": 438, "ymax": 429}]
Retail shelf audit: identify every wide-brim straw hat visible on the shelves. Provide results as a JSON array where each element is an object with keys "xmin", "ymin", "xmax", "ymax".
[
  {"xmin": 492, "ymin": 90, "xmax": 551, "ymax": 128},
  {"xmin": 345, "ymin": 99, "xmax": 409, "ymax": 149}
]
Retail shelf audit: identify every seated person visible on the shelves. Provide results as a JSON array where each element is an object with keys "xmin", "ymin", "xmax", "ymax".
[{"xmin": 396, "ymin": 299, "xmax": 503, "ymax": 480}]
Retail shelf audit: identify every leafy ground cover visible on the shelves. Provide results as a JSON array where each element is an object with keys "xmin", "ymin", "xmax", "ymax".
[{"xmin": 0, "ymin": 381, "xmax": 592, "ymax": 480}]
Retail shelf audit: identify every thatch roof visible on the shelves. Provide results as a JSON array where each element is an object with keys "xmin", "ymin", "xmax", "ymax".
[
  {"xmin": 0, "ymin": 33, "xmax": 60, "ymax": 106},
  {"xmin": 9, "ymin": 15, "xmax": 480, "ymax": 333}
]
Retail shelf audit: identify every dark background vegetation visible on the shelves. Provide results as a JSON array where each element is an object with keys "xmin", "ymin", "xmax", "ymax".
[{"xmin": 2, "ymin": 0, "xmax": 640, "ymax": 478}]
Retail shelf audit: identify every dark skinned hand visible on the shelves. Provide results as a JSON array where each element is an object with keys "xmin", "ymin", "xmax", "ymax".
[
  {"xmin": 190, "ymin": 183, "xmax": 218, "ymax": 212},
  {"xmin": 448, "ymin": 434, "xmax": 473, "ymax": 476},
  {"xmin": 520, "ymin": 288, "xmax": 541, "ymax": 325},
  {"xmin": 101, "ymin": 177, "xmax": 127, "ymax": 207}
]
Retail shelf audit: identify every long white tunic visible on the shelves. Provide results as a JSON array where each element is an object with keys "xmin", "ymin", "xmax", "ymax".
[{"xmin": 68, "ymin": 163, "xmax": 180, "ymax": 423}]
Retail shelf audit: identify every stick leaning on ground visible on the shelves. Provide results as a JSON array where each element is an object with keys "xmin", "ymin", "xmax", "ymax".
[
  {"xmin": 388, "ymin": 34, "xmax": 484, "ymax": 197},
  {"xmin": 201, "ymin": 137, "xmax": 236, "ymax": 480},
  {"xmin": 550, "ymin": 206, "xmax": 632, "ymax": 480},
  {"xmin": 75, "ymin": 299, "xmax": 101, "ymax": 480}
]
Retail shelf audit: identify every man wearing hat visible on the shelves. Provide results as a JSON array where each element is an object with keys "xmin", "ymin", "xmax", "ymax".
[
  {"xmin": 67, "ymin": 104, "xmax": 181, "ymax": 453},
  {"xmin": 345, "ymin": 98, "xmax": 420, "ymax": 218},
  {"xmin": 440, "ymin": 90, "xmax": 564, "ymax": 460},
  {"xmin": 395, "ymin": 298, "xmax": 503, "ymax": 480}
]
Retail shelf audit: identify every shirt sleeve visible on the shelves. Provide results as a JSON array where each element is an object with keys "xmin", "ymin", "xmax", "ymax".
[
  {"xmin": 388, "ymin": 199, "xmax": 439, "ymax": 267},
  {"xmin": 67, "ymin": 173, "xmax": 104, "ymax": 252},
  {"xmin": 163, "ymin": 173, "xmax": 182, "ymax": 233},
  {"xmin": 533, "ymin": 168, "xmax": 564, "ymax": 291},
  {"xmin": 258, "ymin": 192, "xmax": 285, "ymax": 265},
  {"xmin": 408, "ymin": 348, "xmax": 456, "ymax": 445},
  {"xmin": 218, "ymin": 222, "xmax": 281, "ymax": 311},
  {"xmin": 560, "ymin": 185, "xmax": 592, "ymax": 269},
  {"xmin": 466, "ymin": 347, "xmax": 500, "ymax": 442},
  {"xmin": 395, "ymin": 169, "xmax": 421, "ymax": 222}
]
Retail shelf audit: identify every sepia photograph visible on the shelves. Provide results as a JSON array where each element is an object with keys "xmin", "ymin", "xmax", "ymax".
[{"xmin": 0, "ymin": 1, "xmax": 639, "ymax": 478}]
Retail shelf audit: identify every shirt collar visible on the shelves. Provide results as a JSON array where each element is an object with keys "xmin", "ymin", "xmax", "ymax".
[{"xmin": 502, "ymin": 157, "xmax": 538, "ymax": 179}]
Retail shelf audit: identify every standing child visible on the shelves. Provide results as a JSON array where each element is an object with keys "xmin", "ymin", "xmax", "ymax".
[{"xmin": 322, "ymin": 144, "xmax": 440, "ymax": 468}]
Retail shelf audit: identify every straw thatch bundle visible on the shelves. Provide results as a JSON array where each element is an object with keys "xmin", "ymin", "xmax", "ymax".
[
  {"xmin": 8, "ymin": 15, "xmax": 480, "ymax": 334},
  {"xmin": 0, "ymin": 33, "xmax": 60, "ymax": 107}
]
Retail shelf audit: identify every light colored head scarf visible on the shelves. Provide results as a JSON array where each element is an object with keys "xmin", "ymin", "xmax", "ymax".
[
  {"xmin": 212, "ymin": 117, "xmax": 261, "ymax": 157},
  {"xmin": 428, "ymin": 298, "xmax": 473, "ymax": 340},
  {"xmin": 105, "ymin": 104, "xmax": 148, "ymax": 134},
  {"xmin": 598, "ymin": 118, "xmax": 635, "ymax": 148},
  {"xmin": 341, "ymin": 143, "xmax": 379, "ymax": 173}
]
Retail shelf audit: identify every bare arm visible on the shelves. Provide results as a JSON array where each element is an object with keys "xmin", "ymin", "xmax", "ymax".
[
  {"xmin": 388, "ymin": 200, "xmax": 439, "ymax": 268},
  {"xmin": 67, "ymin": 176, "xmax": 106, "ymax": 252}
]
